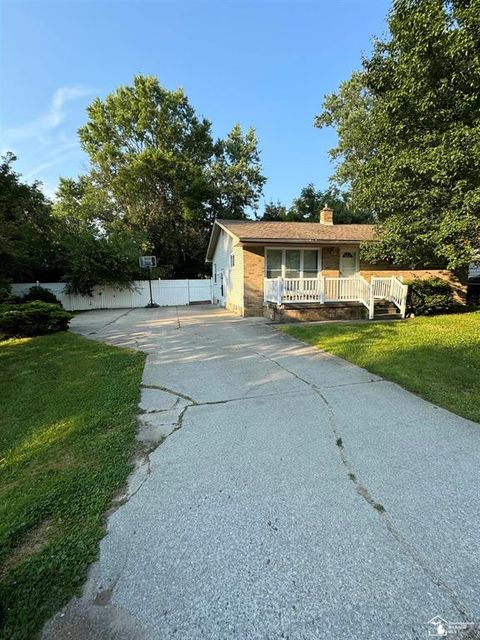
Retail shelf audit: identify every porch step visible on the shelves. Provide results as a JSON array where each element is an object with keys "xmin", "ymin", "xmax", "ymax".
[
  {"xmin": 373, "ymin": 300, "xmax": 402, "ymax": 320},
  {"xmin": 373, "ymin": 312, "xmax": 403, "ymax": 320}
]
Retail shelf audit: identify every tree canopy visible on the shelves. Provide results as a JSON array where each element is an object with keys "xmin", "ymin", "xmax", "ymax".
[
  {"xmin": 2, "ymin": 77, "xmax": 266, "ymax": 292},
  {"xmin": 316, "ymin": 0, "xmax": 480, "ymax": 271},
  {"xmin": 60, "ymin": 75, "xmax": 266, "ymax": 278},
  {"xmin": 0, "ymin": 153, "xmax": 62, "ymax": 287},
  {"xmin": 0, "ymin": 154, "xmax": 143, "ymax": 296},
  {"xmin": 260, "ymin": 184, "xmax": 372, "ymax": 223}
]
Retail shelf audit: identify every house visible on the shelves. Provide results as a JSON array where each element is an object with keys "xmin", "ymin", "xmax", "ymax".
[{"xmin": 206, "ymin": 206, "xmax": 465, "ymax": 321}]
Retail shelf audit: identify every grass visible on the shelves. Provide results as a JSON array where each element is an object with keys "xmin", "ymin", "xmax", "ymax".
[
  {"xmin": 281, "ymin": 311, "xmax": 480, "ymax": 424},
  {"xmin": 0, "ymin": 332, "xmax": 145, "ymax": 640}
]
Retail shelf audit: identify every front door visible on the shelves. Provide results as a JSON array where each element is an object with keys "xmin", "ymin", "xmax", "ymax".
[{"xmin": 340, "ymin": 248, "xmax": 359, "ymax": 277}]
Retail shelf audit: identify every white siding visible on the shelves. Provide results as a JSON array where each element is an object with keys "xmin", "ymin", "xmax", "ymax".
[{"xmin": 211, "ymin": 229, "xmax": 244, "ymax": 313}]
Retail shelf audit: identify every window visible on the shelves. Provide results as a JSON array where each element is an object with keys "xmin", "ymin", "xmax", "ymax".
[
  {"xmin": 213, "ymin": 264, "xmax": 217, "ymax": 283},
  {"xmin": 265, "ymin": 248, "xmax": 320, "ymax": 279},
  {"xmin": 230, "ymin": 253, "xmax": 235, "ymax": 268},
  {"xmin": 285, "ymin": 250, "xmax": 301, "ymax": 278},
  {"xmin": 303, "ymin": 250, "xmax": 318, "ymax": 277},
  {"xmin": 266, "ymin": 249, "xmax": 282, "ymax": 278}
]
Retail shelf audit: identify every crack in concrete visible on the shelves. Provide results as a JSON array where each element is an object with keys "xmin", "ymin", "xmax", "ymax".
[
  {"xmin": 253, "ymin": 347, "xmax": 473, "ymax": 620},
  {"xmin": 193, "ymin": 390, "xmax": 313, "ymax": 408},
  {"xmin": 323, "ymin": 378, "xmax": 384, "ymax": 389},
  {"xmin": 140, "ymin": 384, "xmax": 198, "ymax": 405},
  {"xmin": 123, "ymin": 401, "xmax": 194, "ymax": 506},
  {"xmin": 137, "ymin": 407, "xmax": 177, "ymax": 415},
  {"xmin": 88, "ymin": 308, "xmax": 135, "ymax": 335},
  {"xmin": 166, "ymin": 405, "xmax": 189, "ymax": 438},
  {"xmin": 141, "ymin": 383, "xmax": 314, "ymax": 415},
  {"xmin": 174, "ymin": 305, "xmax": 181, "ymax": 329},
  {"xmin": 123, "ymin": 454, "xmax": 152, "ymax": 503}
]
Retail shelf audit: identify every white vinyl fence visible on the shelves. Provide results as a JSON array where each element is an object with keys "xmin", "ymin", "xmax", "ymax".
[{"xmin": 11, "ymin": 279, "xmax": 213, "ymax": 312}]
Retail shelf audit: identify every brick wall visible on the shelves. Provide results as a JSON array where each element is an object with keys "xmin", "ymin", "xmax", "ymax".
[
  {"xmin": 243, "ymin": 245, "xmax": 265, "ymax": 316},
  {"xmin": 265, "ymin": 303, "xmax": 367, "ymax": 322},
  {"xmin": 321, "ymin": 247, "xmax": 340, "ymax": 276}
]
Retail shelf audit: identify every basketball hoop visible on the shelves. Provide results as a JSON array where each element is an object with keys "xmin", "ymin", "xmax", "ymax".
[{"xmin": 139, "ymin": 256, "xmax": 159, "ymax": 307}]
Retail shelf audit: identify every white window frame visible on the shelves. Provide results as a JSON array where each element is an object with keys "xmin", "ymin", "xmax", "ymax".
[
  {"xmin": 229, "ymin": 253, "xmax": 235, "ymax": 268},
  {"xmin": 264, "ymin": 247, "xmax": 322, "ymax": 279}
]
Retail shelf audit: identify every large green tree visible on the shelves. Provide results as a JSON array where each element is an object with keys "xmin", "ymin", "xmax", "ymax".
[
  {"xmin": 260, "ymin": 184, "xmax": 372, "ymax": 223},
  {"xmin": 288, "ymin": 184, "xmax": 372, "ymax": 223},
  {"xmin": 0, "ymin": 153, "xmax": 62, "ymax": 286},
  {"xmin": 0, "ymin": 154, "xmax": 142, "ymax": 296},
  {"xmin": 211, "ymin": 124, "xmax": 266, "ymax": 219},
  {"xmin": 63, "ymin": 75, "xmax": 266, "ymax": 277},
  {"xmin": 316, "ymin": 0, "xmax": 480, "ymax": 270}
]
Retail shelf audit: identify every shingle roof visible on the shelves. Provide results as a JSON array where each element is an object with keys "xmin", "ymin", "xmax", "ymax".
[{"xmin": 206, "ymin": 219, "xmax": 375, "ymax": 261}]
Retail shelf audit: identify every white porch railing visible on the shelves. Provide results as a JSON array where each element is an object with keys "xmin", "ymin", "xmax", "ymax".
[
  {"xmin": 264, "ymin": 275, "xmax": 408, "ymax": 319},
  {"xmin": 372, "ymin": 276, "xmax": 408, "ymax": 317}
]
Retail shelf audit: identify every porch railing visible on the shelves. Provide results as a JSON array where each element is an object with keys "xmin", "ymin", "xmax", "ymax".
[
  {"xmin": 371, "ymin": 276, "xmax": 408, "ymax": 317},
  {"xmin": 264, "ymin": 275, "xmax": 408, "ymax": 319}
]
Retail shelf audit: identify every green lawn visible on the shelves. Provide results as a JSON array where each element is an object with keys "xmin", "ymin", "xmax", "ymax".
[
  {"xmin": 0, "ymin": 332, "xmax": 145, "ymax": 640},
  {"xmin": 281, "ymin": 312, "xmax": 480, "ymax": 424}
]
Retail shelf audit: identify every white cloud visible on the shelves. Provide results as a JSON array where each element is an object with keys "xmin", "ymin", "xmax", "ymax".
[
  {"xmin": 1, "ymin": 85, "xmax": 93, "ymax": 194},
  {"xmin": 2, "ymin": 84, "xmax": 91, "ymax": 143}
]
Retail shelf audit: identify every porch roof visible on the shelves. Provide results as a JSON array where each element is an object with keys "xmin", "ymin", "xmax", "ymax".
[{"xmin": 206, "ymin": 219, "xmax": 375, "ymax": 261}]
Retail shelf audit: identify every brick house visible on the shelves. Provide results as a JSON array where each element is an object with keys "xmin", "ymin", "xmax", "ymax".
[{"xmin": 206, "ymin": 206, "xmax": 464, "ymax": 321}]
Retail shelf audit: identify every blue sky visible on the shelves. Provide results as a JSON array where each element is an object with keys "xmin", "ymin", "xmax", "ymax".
[{"xmin": 1, "ymin": 0, "xmax": 390, "ymax": 206}]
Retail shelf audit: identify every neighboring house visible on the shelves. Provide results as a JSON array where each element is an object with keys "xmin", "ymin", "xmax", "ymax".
[{"xmin": 206, "ymin": 206, "xmax": 465, "ymax": 321}]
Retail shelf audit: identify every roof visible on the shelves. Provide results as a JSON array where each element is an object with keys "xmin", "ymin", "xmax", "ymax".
[{"xmin": 206, "ymin": 219, "xmax": 375, "ymax": 261}]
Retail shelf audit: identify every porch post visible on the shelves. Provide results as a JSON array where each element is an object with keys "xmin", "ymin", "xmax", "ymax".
[
  {"xmin": 389, "ymin": 276, "xmax": 395, "ymax": 302},
  {"xmin": 319, "ymin": 275, "xmax": 325, "ymax": 304},
  {"xmin": 277, "ymin": 276, "xmax": 283, "ymax": 304}
]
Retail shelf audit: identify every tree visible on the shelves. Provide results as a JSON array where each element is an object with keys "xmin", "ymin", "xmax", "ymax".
[
  {"xmin": 259, "ymin": 184, "xmax": 372, "ymax": 222},
  {"xmin": 61, "ymin": 225, "xmax": 143, "ymax": 295},
  {"xmin": 0, "ymin": 153, "xmax": 62, "ymax": 285},
  {"xmin": 63, "ymin": 75, "xmax": 266, "ymax": 277},
  {"xmin": 316, "ymin": 0, "xmax": 480, "ymax": 270},
  {"xmin": 54, "ymin": 178, "xmax": 145, "ymax": 294},
  {"xmin": 211, "ymin": 124, "xmax": 266, "ymax": 219},
  {"xmin": 261, "ymin": 201, "xmax": 288, "ymax": 220},
  {"xmin": 0, "ymin": 154, "xmax": 144, "ymax": 295}
]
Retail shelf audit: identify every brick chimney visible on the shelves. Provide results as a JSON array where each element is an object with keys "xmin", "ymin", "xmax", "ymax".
[{"xmin": 320, "ymin": 204, "xmax": 333, "ymax": 225}]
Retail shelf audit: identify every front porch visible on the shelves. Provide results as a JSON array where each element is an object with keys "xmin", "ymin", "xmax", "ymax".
[{"xmin": 264, "ymin": 275, "xmax": 408, "ymax": 320}]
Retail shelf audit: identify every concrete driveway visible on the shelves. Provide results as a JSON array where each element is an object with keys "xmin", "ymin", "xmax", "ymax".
[{"xmin": 44, "ymin": 306, "xmax": 480, "ymax": 639}]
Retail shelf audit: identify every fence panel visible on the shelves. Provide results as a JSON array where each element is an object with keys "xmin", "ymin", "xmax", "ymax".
[
  {"xmin": 11, "ymin": 279, "xmax": 212, "ymax": 311},
  {"xmin": 157, "ymin": 280, "xmax": 189, "ymax": 306},
  {"xmin": 188, "ymin": 279, "xmax": 213, "ymax": 303}
]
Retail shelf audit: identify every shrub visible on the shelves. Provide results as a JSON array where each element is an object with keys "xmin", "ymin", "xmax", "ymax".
[
  {"xmin": 22, "ymin": 285, "xmax": 62, "ymax": 306},
  {"xmin": 467, "ymin": 280, "xmax": 480, "ymax": 307},
  {"xmin": 0, "ymin": 281, "xmax": 12, "ymax": 303},
  {"xmin": 0, "ymin": 301, "xmax": 73, "ymax": 338},
  {"xmin": 406, "ymin": 277, "xmax": 454, "ymax": 315}
]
